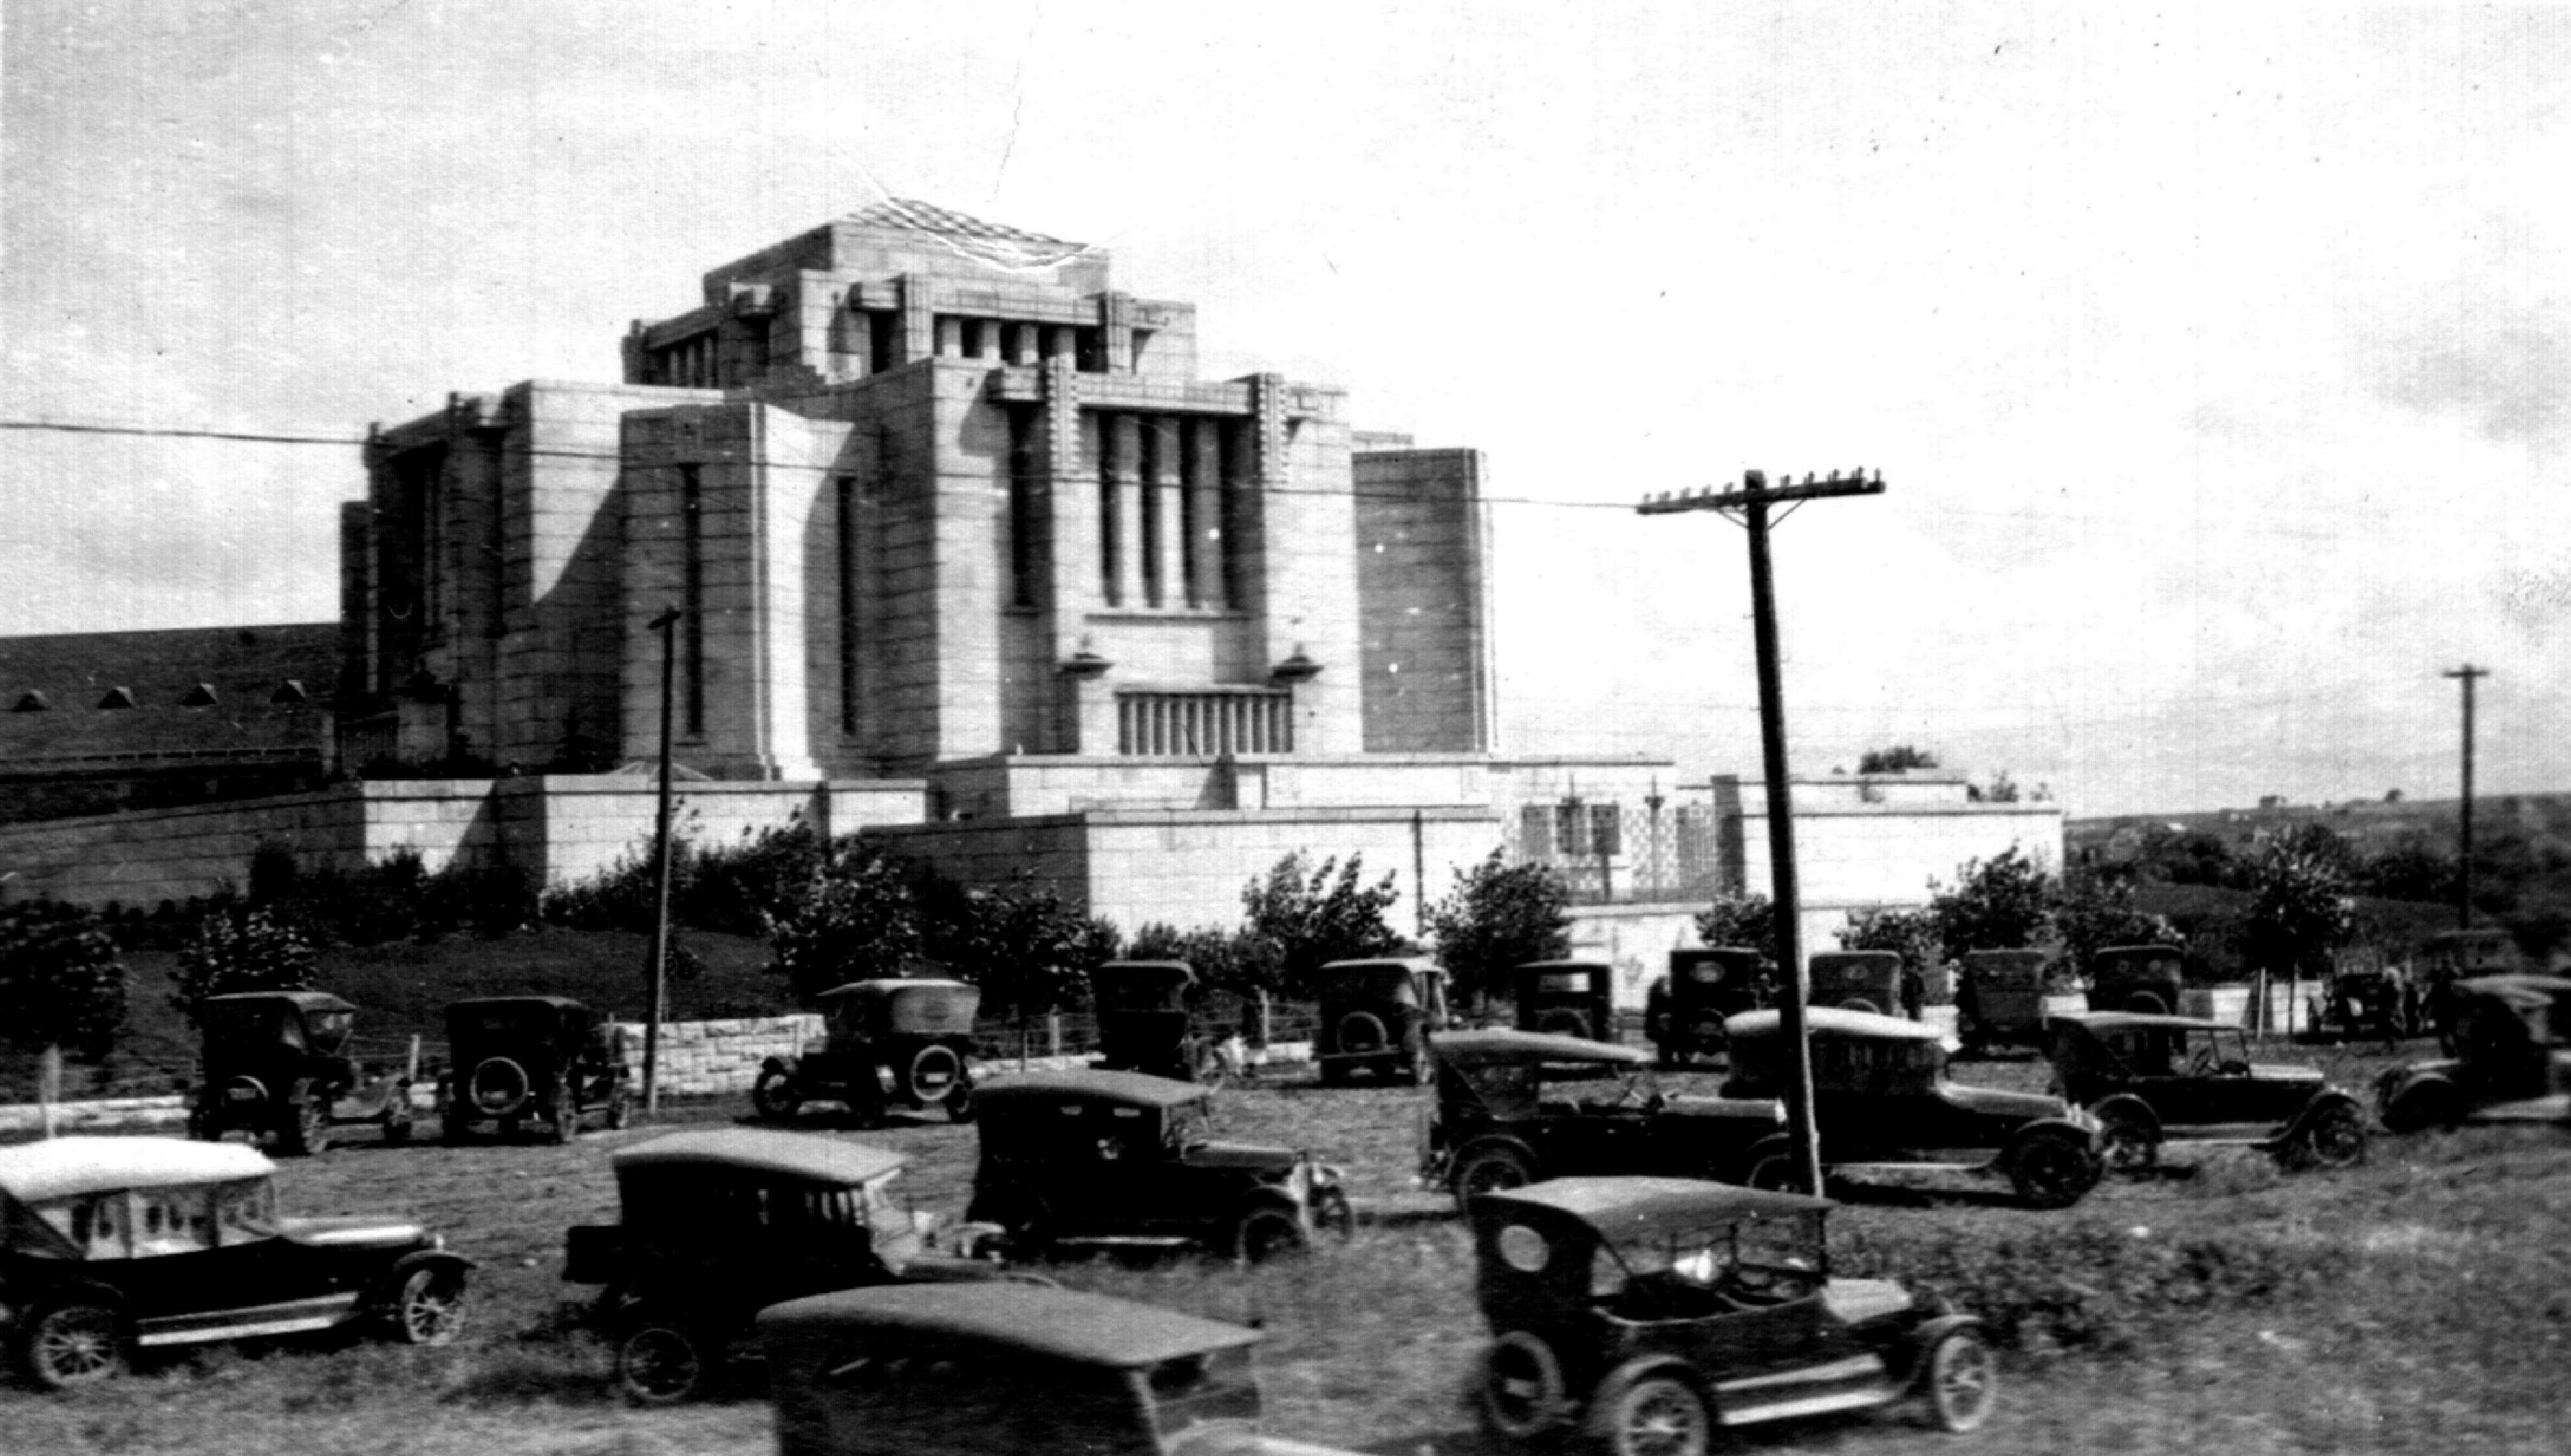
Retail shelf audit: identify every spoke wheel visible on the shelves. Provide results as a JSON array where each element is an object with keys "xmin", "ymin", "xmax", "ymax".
[
  {"xmin": 393, "ymin": 1266, "xmax": 467, "ymax": 1346},
  {"xmin": 2010, "ymin": 1134, "xmax": 2097, "ymax": 1209},
  {"xmin": 1233, "ymin": 1206, "xmax": 1308, "ymax": 1264},
  {"xmin": 1924, "ymin": 1328, "xmax": 1998, "ymax": 1433},
  {"xmin": 2291, "ymin": 1104, "xmax": 2368, "ymax": 1171},
  {"xmin": 2099, "ymin": 1110, "xmax": 2159, "ymax": 1175},
  {"xmin": 750, "ymin": 1066, "xmax": 802, "ymax": 1124},
  {"xmin": 1451, "ymin": 1145, "xmax": 1533, "ymax": 1207},
  {"xmin": 1477, "ymin": 1331, "xmax": 1569, "ymax": 1440},
  {"xmin": 617, "ymin": 1323, "xmax": 709, "ymax": 1405},
  {"xmin": 1588, "ymin": 1369, "xmax": 1710, "ymax": 1456},
  {"xmin": 1312, "ymin": 1189, "xmax": 1357, "ymax": 1243},
  {"xmin": 25, "ymin": 1304, "xmax": 126, "ymax": 1389}
]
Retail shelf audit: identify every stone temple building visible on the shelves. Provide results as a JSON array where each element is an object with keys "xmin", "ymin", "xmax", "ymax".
[{"xmin": 341, "ymin": 199, "xmax": 1492, "ymax": 789}]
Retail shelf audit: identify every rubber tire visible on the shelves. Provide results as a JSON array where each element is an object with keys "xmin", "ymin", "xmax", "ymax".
[
  {"xmin": 2009, "ymin": 1132, "xmax": 2099, "ymax": 1209},
  {"xmin": 1839, "ymin": 997, "xmax": 1885, "ymax": 1015},
  {"xmin": 468, "ymin": 1056, "xmax": 532, "ymax": 1117},
  {"xmin": 2125, "ymin": 990, "xmax": 2172, "ymax": 1015},
  {"xmin": 442, "ymin": 1104, "xmax": 474, "ymax": 1144},
  {"xmin": 2286, "ymin": 1103, "xmax": 2368, "ymax": 1171},
  {"xmin": 279, "ymin": 1084, "xmax": 330, "ymax": 1157},
  {"xmin": 1741, "ymin": 1136, "xmax": 1802, "ymax": 1194},
  {"xmin": 617, "ymin": 1322, "xmax": 710, "ymax": 1405},
  {"xmin": 750, "ymin": 1065, "xmax": 802, "ymax": 1124},
  {"xmin": 1477, "ymin": 1331, "xmax": 1571, "ymax": 1440},
  {"xmin": 1336, "ymin": 1011, "xmax": 1390, "ymax": 1055},
  {"xmin": 604, "ymin": 1087, "xmax": 631, "ymax": 1130},
  {"xmin": 1586, "ymin": 1366, "xmax": 1712, "ymax": 1456},
  {"xmin": 2098, "ymin": 1108, "xmax": 2159, "ymax": 1175},
  {"xmin": 905, "ymin": 1043, "xmax": 965, "ymax": 1104},
  {"xmin": 944, "ymin": 1078, "xmax": 976, "ymax": 1123},
  {"xmin": 23, "ymin": 1303, "xmax": 127, "ymax": 1389},
  {"xmin": 1449, "ymin": 1144, "xmax": 1535, "ymax": 1206},
  {"xmin": 381, "ymin": 1097, "xmax": 414, "ymax": 1145},
  {"xmin": 1922, "ymin": 1327, "xmax": 1997, "ymax": 1433},
  {"xmin": 2380, "ymin": 1079, "xmax": 2457, "ymax": 1135},
  {"xmin": 1312, "ymin": 1188, "xmax": 1357, "ymax": 1243},
  {"xmin": 1233, "ymin": 1205, "xmax": 1308, "ymax": 1264},
  {"xmin": 391, "ymin": 1266, "xmax": 467, "ymax": 1346},
  {"xmin": 1535, "ymin": 1010, "xmax": 1590, "ymax": 1040},
  {"xmin": 1318, "ymin": 1059, "xmax": 1350, "ymax": 1088}
]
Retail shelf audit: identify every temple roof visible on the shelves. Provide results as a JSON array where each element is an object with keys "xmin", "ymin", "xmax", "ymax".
[{"xmin": 840, "ymin": 198, "xmax": 1089, "ymax": 269}]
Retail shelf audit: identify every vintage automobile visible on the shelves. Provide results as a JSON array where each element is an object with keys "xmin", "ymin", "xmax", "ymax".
[
  {"xmin": 962, "ymin": 1070, "xmax": 1350, "ymax": 1263},
  {"xmin": 1954, "ymin": 949, "xmax": 2054, "ymax": 1056},
  {"xmin": 2376, "ymin": 975, "xmax": 2571, "ymax": 1133},
  {"xmin": 185, "ymin": 990, "xmax": 414, "ymax": 1155},
  {"xmin": 1516, "ymin": 960, "xmax": 1618, "ymax": 1042},
  {"xmin": 1419, "ymin": 1029, "xmax": 1783, "ymax": 1207},
  {"xmin": 0, "ymin": 1136, "xmax": 471, "ymax": 1389},
  {"xmin": 1312, "ymin": 956, "xmax": 1450, "ymax": 1085},
  {"xmin": 1645, "ymin": 947, "xmax": 1768, "ymax": 1068},
  {"xmin": 2305, "ymin": 964, "xmax": 2416, "ymax": 1044},
  {"xmin": 1469, "ymin": 1177, "xmax": 1996, "ymax": 1452},
  {"xmin": 1808, "ymin": 951, "xmax": 1905, "ymax": 1017},
  {"xmin": 2086, "ymin": 945, "xmax": 2186, "ymax": 1016},
  {"xmin": 2416, "ymin": 928, "xmax": 2521, "ymax": 1050},
  {"xmin": 754, "ymin": 978, "xmax": 980, "ymax": 1127},
  {"xmin": 2045, "ymin": 1012, "xmax": 2368, "ymax": 1172},
  {"xmin": 437, "ymin": 995, "xmax": 631, "ymax": 1144},
  {"xmin": 1090, "ymin": 960, "xmax": 1230, "ymax": 1086},
  {"xmin": 562, "ymin": 1127, "xmax": 1025, "ymax": 1403},
  {"xmin": 1724, "ymin": 1008, "xmax": 2104, "ymax": 1208},
  {"xmin": 759, "ymin": 1282, "xmax": 1370, "ymax": 1456}
]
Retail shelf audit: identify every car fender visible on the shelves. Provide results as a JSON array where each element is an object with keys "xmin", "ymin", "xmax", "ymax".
[
  {"xmin": 2089, "ymin": 1093, "xmax": 2162, "ymax": 1141},
  {"xmin": 758, "ymin": 1054, "xmax": 801, "ymax": 1079},
  {"xmin": 366, "ymin": 1248, "xmax": 475, "ymax": 1309},
  {"xmin": 2279, "ymin": 1087, "xmax": 2363, "ymax": 1142},
  {"xmin": 2003, "ymin": 1116, "xmax": 2101, "ymax": 1168},
  {"xmin": 1595, "ymin": 1352, "xmax": 1714, "ymax": 1420},
  {"xmin": 1449, "ymin": 1134, "xmax": 1541, "ymax": 1183},
  {"xmin": 1891, "ymin": 1311, "xmax": 1984, "ymax": 1386},
  {"xmin": 2377, "ymin": 1068, "xmax": 2463, "ymax": 1131}
]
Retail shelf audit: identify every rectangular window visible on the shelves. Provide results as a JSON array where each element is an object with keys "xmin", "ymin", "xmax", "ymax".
[
  {"xmin": 1006, "ymin": 409, "xmax": 1040, "ymax": 610},
  {"xmin": 681, "ymin": 464, "xmax": 706, "ymax": 736},
  {"xmin": 837, "ymin": 474, "xmax": 859, "ymax": 733},
  {"xmin": 1518, "ymin": 804, "xmax": 1556, "ymax": 859},
  {"xmin": 1217, "ymin": 419, "xmax": 1246, "ymax": 607},
  {"xmin": 1178, "ymin": 419, "xmax": 1203, "ymax": 608},
  {"xmin": 1098, "ymin": 415, "xmax": 1122, "ymax": 605},
  {"xmin": 867, "ymin": 311, "xmax": 899, "ymax": 373},
  {"xmin": 1591, "ymin": 803, "xmax": 1623, "ymax": 857},
  {"xmin": 1138, "ymin": 419, "xmax": 1163, "ymax": 607}
]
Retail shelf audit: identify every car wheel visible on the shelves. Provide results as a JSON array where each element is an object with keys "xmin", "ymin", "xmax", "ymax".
[
  {"xmin": 280, "ymin": 1084, "xmax": 330, "ymax": 1157},
  {"xmin": 186, "ymin": 1105, "xmax": 218, "ymax": 1142},
  {"xmin": 1233, "ymin": 1205, "xmax": 1308, "ymax": 1264},
  {"xmin": 2286, "ymin": 1104, "xmax": 2368, "ymax": 1171},
  {"xmin": 2124, "ymin": 990, "xmax": 2171, "ymax": 1015},
  {"xmin": 1476, "ymin": 1331, "xmax": 1570, "ymax": 1440},
  {"xmin": 442, "ymin": 1105, "xmax": 475, "ymax": 1144},
  {"xmin": 1740, "ymin": 1136, "xmax": 1802, "ymax": 1193},
  {"xmin": 1312, "ymin": 1188, "xmax": 1357, "ymax": 1243},
  {"xmin": 1838, "ymin": 996, "xmax": 1883, "ymax": 1015},
  {"xmin": 2380, "ymin": 1079, "xmax": 2457, "ymax": 1135},
  {"xmin": 750, "ymin": 1065, "xmax": 802, "ymax": 1123},
  {"xmin": 905, "ymin": 1044, "xmax": 966, "ymax": 1105},
  {"xmin": 1922, "ymin": 1327, "xmax": 1997, "ymax": 1433},
  {"xmin": 2098, "ymin": 1108, "xmax": 2159, "ymax": 1175},
  {"xmin": 468, "ymin": 1056, "xmax": 532, "ymax": 1118},
  {"xmin": 2009, "ymin": 1131, "xmax": 2099, "ymax": 1209},
  {"xmin": 23, "ymin": 1303, "xmax": 127, "ymax": 1389},
  {"xmin": 1449, "ymin": 1145, "xmax": 1535, "ymax": 1206},
  {"xmin": 1586, "ymin": 1366, "xmax": 1711, "ymax": 1456},
  {"xmin": 617, "ymin": 1322, "xmax": 710, "ymax": 1405},
  {"xmin": 604, "ymin": 1087, "xmax": 631, "ymax": 1130},
  {"xmin": 391, "ymin": 1266, "xmax": 468, "ymax": 1346},
  {"xmin": 1317, "ymin": 1059, "xmax": 1349, "ymax": 1087},
  {"xmin": 944, "ymin": 1078, "xmax": 977, "ymax": 1123},
  {"xmin": 1336, "ymin": 1011, "xmax": 1389, "ymax": 1056},
  {"xmin": 381, "ymin": 1097, "xmax": 414, "ymax": 1144}
]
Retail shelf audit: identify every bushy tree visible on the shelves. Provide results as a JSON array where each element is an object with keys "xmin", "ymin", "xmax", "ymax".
[
  {"xmin": 1839, "ymin": 906, "xmax": 1941, "ymax": 971},
  {"xmin": 1240, "ymin": 853, "xmax": 1402, "ymax": 999},
  {"xmin": 2051, "ymin": 873, "xmax": 2179, "ymax": 978},
  {"xmin": 2354, "ymin": 836, "xmax": 2458, "ymax": 906},
  {"xmin": 1928, "ymin": 847, "xmax": 2055, "ymax": 959},
  {"xmin": 2240, "ymin": 840, "xmax": 2354, "ymax": 982},
  {"xmin": 1857, "ymin": 745, "xmax": 1939, "ymax": 774},
  {"xmin": 762, "ymin": 839, "xmax": 921, "ymax": 1004},
  {"xmin": 1692, "ymin": 892, "xmax": 1779, "ymax": 965},
  {"xmin": 1125, "ymin": 922, "xmax": 1284, "ymax": 999},
  {"xmin": 172, "ymin": 908, "xmax": 318, "ymax": 1025},
  {"xmin": 2127, "ymin": 825, "xmax": 2245, "ymax": 889},
  {"xmin": 1, "ymin": 901, "xmax": 129, "ymax": 1137},
  {"xmin": 923, "ymin": 871, "xmax": 1116, "ymax": 1025},
  {"xmin": 1426, "ymin": 851, "xmax": 1571, "ymax": 1005}
]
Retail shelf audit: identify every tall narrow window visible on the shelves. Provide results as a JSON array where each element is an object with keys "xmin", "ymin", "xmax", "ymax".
[
  {"xmin": 1006, "ymin": 408, "xmax": 1040, "ymax": 609},
  {"xmin": 1138, "ymin": 419, "xmax": 1163, "ymax": 607},
  {"xmin": 836, "ymin": 474, "xmax": 859, "ymax": 734},
  {"xmin": 1178, "ymin": 419, "xmax": 1203, "ymax": 608},
  {"xmin": 1218, "ymin": 419, "xmax": 1247, "ymax": 607},
  {"xmin": 681, "ymin": 464, "xmax": 706, "ymax": 737},
  {"xmin": 1098, "ymin": 414, "xmax": 1122, "ymax": 605}
]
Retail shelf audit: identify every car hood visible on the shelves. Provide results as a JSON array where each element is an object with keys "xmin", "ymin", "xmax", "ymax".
[
  {"xmin": 2250, "ymin": 1063, "xmax": 2324, "ymax": 1084},
  {"xmin": 1939, "ymin": 1082, "xmax": 2071, "ymax": 1121},
  {"xmin": 279, "ymin": 1215, "xmax": 431, "ymax": 1249},
  {"xmin": 1662, "ymin": 1094, "xmax": 1786, "ymax": 1121},
  {"xmin": 1821, "ymin": 1276, "xmax": 1915, "ymax": 1326},
  {"xmin": 1181, "ymin": 1141, "xmax": 1302, "ymax": 1172}
]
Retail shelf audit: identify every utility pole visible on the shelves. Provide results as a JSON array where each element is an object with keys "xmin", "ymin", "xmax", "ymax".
[
  {"xmin": 643, "ymin": 605, "xmax": 683, "ymax": 1114},
  {"xmin": 1640, "ymin": 468, "xmax": 1884, "ymax": 1196},
  {"xmin": 2444, "ymin": 665, "xmax": 2488, "ymax": 931}
]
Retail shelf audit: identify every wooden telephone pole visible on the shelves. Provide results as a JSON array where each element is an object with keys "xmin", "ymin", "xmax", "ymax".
[
  {"xmin": 1640, "ymin": 468, "xmax": 1885, "ymax": 1196},
  {"xmin": 643, "ymin": 605, "xmax": 683, "ymax": 1114},
  {"xmin": 2444, "ymin": 664, "xmax": 2488, "ymax": 931}
]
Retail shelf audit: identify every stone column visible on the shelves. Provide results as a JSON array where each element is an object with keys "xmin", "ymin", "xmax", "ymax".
[
  {"xmin": 934, "ymin": 316, "xmax": 964, "ymax": 358},
  {"xmin": 1009, "ymin": 323, "xmax": 1040, "ymax": 365},
  {"xmin": 1105, "ymin": 413, "xmax": 1145, "ymax": 609},
  {"xmin": 1043, "ymin": 326, "xmax": 1077, "ymax": 363},
  {"xmin": 1148, "ymin": 417, "xmax": 1186, "ymax": 609},
  {"xmin": 897, "ymin": 274, "xmax": 936, "ymax": 367},
  {"xmin": 974, "ymin": 320, "xmax": 1004, "ymax": 362}
]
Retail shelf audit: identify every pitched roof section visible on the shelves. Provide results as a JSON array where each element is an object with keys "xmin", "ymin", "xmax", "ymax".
[
  {"xmin": 0, "ymin": 624, "xmax": 337, "ymax": 765},
  {"xmin": 840, "ymin": 198, "xmax": 1091, "ymax": 271}
]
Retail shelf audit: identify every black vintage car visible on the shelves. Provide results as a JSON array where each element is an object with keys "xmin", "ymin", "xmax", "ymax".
[
  {"xmin": 2376, "ymin": 975, "xmax": 2571, "ymax": 1133},
  {"xmin": 562, "ymin": 1127, "xmax": 1023, "ymax": 1403},
  {"xmin": 2086, "ymin": 945, "xmax": 2186, "ymax": 1016},
  {"xmin": 0, "ymin": 1137, "xmax": 470, "ymax": 1389},
  {"xmin": 760, "ymin": 1283, "xmax": 1371, "ymax": 1456},
  {"xmin": 1469, "ymin": 1178, "xmax": 1995, "ymax": 1453},
  {"xmin": 1419, "ymin": 1030, "xmax": 1783, "ymax": 1207},
  {"xmin": 437, "ymin": 995, "xmax": 631, "ymax": 1144},
  {"xmin": 754, "ymin": 979, "xmax": 980, "ymax": 1127},
  {"xmin": 1954, "ymin": 949, "xmax": 2053, "ymax": 1056},
  {"xmin": 186, "ymin": 990, "xmax": 414, "ymax": 1155},
  {"xmin": 1807, "ymin": 951, "xmax": 1905, "ymax": 1017},
  {"xmin": 1516, "ymin": 960, "xmax": 1618, "ymax": 1042},
  {"xmin": 1313, "ymin": 956, "xmax": 1450, "ymax": 1085},
  {"xmin": 2046, "ymin": 1013, "xmax": 2368, "ymax": 1173},
  {"xmin": 2305, "ymin": 964, "xmax": 2416, "ymax": 1044},
  {"xmin": 1089, "ymin": 960, "xmax": 1230, "ymax": 1086},
  {"xmin": 1725, "ymin": 1008, "xmax": 2104, "ymax": 1208},
  {"xmin": 1645, "ymin": 948, "xmax": 1767, "ymax": 1068},
  {"xmin": 961, "ymin": 1070, "xmax": 1350, "ymax": 1263}
]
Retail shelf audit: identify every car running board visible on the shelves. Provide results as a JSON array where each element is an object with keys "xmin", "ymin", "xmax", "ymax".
[
  {"xmin": 1715, "ymin": 1356, "xmax": 1898, "ymax": 1425},
  {"xmin": 2469, "ymin": 1094, "xmax": 2571, "ymax": 1125},
  {"xmin": 1824, "ymin": 1160, "xmax": 2000, "ymax": 1177},
  {"xmin": 137, "ymin": 1293, "xmax": 360, "ymax": 1348},
  {"xmin": 1052, "ymin": 1234, "xmax": 1200, "ymax": 1250}
]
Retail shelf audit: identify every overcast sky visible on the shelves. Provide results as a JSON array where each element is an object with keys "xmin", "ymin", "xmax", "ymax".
[{"xmin": 5, "ymin": 1, "xmax": 2566, "ymax": 819}]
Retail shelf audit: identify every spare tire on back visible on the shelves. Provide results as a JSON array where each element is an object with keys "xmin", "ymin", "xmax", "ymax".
[
  {"xmin": 1535, "ymin": 1010, "xmax": 1592, "ymax": 1040},
  {"xmin": 903, "ymin": 1043, "xmax": 965, "ymax": 1104},
  {"xmin": 469, "ymin": 1056, "xmax": 532, "ymax": 1116},
  {"xmin": 1336, "ymin": 1011, "xmax": 1389, "ymax": 1055}
]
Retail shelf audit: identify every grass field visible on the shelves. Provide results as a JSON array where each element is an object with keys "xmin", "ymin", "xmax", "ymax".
[{"xmin": 6, "ymin": 1044, "xmax": 2570, "ymax": 1455}]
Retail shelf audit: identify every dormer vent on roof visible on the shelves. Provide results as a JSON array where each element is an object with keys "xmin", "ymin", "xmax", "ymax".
[
  {"xmin": 181, "ymin": 682, "xmax": 219, "ymax": 707},
  {"xmin": 270, "ymin": 679, "xmax": 310, "ymax": 705},
  {"xmin": 12, "ymin": 690, "xmax": 50, "ymax": 712},
  {"xmin": 842, "ymin": 198, "xmax": 1090, "ymax": 271},
  {"xmin": 97, "ymin": 686, "xmax": 136, "ymax": 710}
]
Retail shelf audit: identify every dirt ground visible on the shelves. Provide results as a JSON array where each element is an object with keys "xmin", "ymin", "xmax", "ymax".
[{"xmin": 7, "ymin": 1040, "xmax": 2569, "ymax": 1455}]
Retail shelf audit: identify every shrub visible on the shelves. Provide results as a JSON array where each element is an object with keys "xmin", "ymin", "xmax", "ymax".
[
  {"xmin": 1240, "ymin": 853, "xmax": 1402, "ymax": 999},
  {"xmin": 1426, "ymin": 851, "xmax": 1571, "ymax": 1007},
  {"xmin": 172, "ymin": 908, "xmax": 318, "ymax": 1025},
  {"xmin": 762, "ymin": 838, "xmax": 922, "ymax": 1004}
]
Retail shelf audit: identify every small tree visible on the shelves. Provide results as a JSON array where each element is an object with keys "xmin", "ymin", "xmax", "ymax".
[
  {"xmin": 2051, "ymin": 873, "xmax": 2179, "ymax": 980},
  {"xmin": 1239, "ymin": 853, "xmax": 1402, "ymax": 999},
  {"xmin": 925, "ymin": 872, "xmax": 1115, "ymax": 1039},
  {"xmin": 0, "ymin": 901, "xmax": 129, "ymax": 1138},
  {"xmin": 2240, "ymin": 840, "xmax": 2354, "ymax": 986},
  {"xmin": 1840, "ymin": 906, "xmax": 1941, "ymax": 971},
  {"xmin": 1692, "ymin": 892, "xmax": 1779, "ymax": 965},
  {"xmin": 172, "ymin": 908, "xmax": 318, "ymax": 1025},
  {"xmin": 1126, "ymin": 922, "xmax": 1284, "ymax": 1000},
  {"xmin": 1426, "ymin": 851, "xmax": 1572, "ymax": 1007},
  {"xmin": 1927, "ymin": 847, "xmax": 2055, "ymax": 960},
  {"xmin": 762, "ymin": 838, "xmax": 921, "ymax": 1005},
  {"xmin": 1856, "ymin": 744, "xmax": 1939, "ymax": 774}
]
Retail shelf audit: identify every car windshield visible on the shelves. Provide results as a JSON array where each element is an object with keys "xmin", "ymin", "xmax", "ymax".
[
  {"xmin": 1590, "ymin": 1210, "xmax": 1825, "ymax": 1301},
  {"xmin": 307, "ymin": 1009, "xmax": 354, "ymax": 1054},
  {"xmin": 1540, "ymin": 1064, "xmax": 1662, "ymax": 1115},
  {"xmin": 1166, "ymin": 1100, "xmax": 1214, "ymax": 1148}
]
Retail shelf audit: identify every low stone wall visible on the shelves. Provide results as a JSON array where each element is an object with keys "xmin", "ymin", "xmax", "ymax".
[{"xmin": 609, "ymin": 1013, "xmax": 822, "ymax": 1099}]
